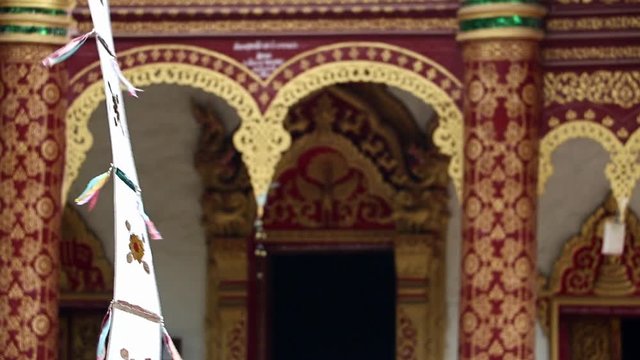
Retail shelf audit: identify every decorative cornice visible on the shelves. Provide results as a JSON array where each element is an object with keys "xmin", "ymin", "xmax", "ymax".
[
  {"xmin": 543, "ymin": 46, "xmax": 640, "ymax": 62},
  {"xmin": 458, "ymin": 2, "xmax": 546, "ymax": 20},
  {"xmin": 76, "ymin": 17, "xmax": 459, "ymax": 36},
  {"xmin": 0, "ymin": 0, "xmax": 75, "ymax": 9},
  {"xmin": 73, "ymin": 0, "xmax": 457, "ymax": 18},
  {"xmin": 546, "ymin": 15, "xmax": 640, "ymax": 32}
]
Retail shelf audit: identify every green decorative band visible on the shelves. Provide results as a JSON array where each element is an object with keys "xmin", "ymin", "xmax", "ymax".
[
  {"xmin": 460, "ymin": 16, "xmax": 542, "ymax": 31},
  {"xmin": 0, "ymin": 24, "xmax": 67, "ymax": 36},
  {"xmin": 463, "ymin": 0, "xmax": 539, "ymax": 5},
  {"xmin": 0, "ymin": 7, "xmax": 66, "ymax": 16}
]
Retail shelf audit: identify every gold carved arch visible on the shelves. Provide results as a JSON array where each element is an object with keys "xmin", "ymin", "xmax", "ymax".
[
  {"xmin": 64, "ymin": 45, "xmax": 262, "ymax": 202},
  {"xmin": 66, "ymin": 43, "xmax": 463, "ymax": 211},
  {"xmin": 246, "ymin": 58, "xmax": 463, "ymax": 199},
  {"xmin": 539, "ymin": 112, "xmax": 640, "ymax": 216}
]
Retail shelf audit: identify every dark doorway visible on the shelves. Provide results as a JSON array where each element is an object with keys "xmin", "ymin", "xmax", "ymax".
[
  {"xmin": 621, "ymin": 317, "xmax": 640, "ymax": 360},
  {"xmin": 268, "ymin": 250, "xmax": 396, "ymax": 360}
]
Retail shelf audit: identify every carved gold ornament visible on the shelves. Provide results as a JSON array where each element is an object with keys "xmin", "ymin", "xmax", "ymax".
[
  {"xmin": 539, "ymin": 112, "xmax": 640, "ymax": 219},
  {"xmin": 65, "ymin": 43, "xmax": 463, "ymax": 206},
  {"xmin": 544, "ymin": 71, "xmax": 640, "ymax": 109},
  {"xmin": 547, "ymin": 15, "xmax": 640, "ymax": 32},
  {"xmin": 259, "ymin": 58, "xmax": 463, "ymax": 198},
  {"xmin": 64, "ymin": 45, "xmax": 261, "ymax": 203},
  {"xmin": 543, "ymin": 46, "xmax": 640, "ymax": 62}
]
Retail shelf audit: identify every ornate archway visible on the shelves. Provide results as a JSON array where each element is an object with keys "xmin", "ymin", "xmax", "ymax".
[
  {"xmin": 65, "ymin": 42, "xmax": 463, "ymax": 203},
  {"xmin": 67, "ymin": 42, "xmax": 462, "ymax": 360}
]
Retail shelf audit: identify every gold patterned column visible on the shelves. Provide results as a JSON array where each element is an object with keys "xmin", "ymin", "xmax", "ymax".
[
  {"xmin": 0, "ymin": 1, "xmax": 74, "ymax": 358},
  {"xmin": 457, "ymin": 2, "xmax": 545, "ymax": 359}
]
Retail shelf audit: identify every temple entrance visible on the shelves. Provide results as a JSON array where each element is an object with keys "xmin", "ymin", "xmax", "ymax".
[{"xmin": 262, "ymin": 247, "xmax": 396, "ymax": 360}]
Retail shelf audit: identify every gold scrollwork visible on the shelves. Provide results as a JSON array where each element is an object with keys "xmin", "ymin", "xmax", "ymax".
[
  {"xmin": 544, "ymin": 71, "xmax": 640, "ymax": 109},
  {"xmin": 547, "ymin": 16, "xmax": 640, "ymax": 32},
  {"xmin": 67, "ymin": 43, "xmax": 462, "ymax": 209},
  {"xmin": 538, "ymin": 113, "xmax": 640, "ymax": 218},
  {"xmin": 256, "ymin": 60, "xmax": 463, "ymax": 198},
  {"xmin": 543, "ymin": 46, "xmax": 640, "ymax": 62},
  {"xmin": 64, "ymin": 61, "xmax": 262, "ymax": 203}
]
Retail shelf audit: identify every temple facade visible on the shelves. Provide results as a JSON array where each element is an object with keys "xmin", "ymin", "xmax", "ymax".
[{"xmin": 1, "ymin": 0, "xmax": 640, "ymax": 359}]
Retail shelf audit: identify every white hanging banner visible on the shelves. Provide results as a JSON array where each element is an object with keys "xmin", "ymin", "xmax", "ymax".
[
  {"xmin": 87, "ymin": 0, "xmax": 163, "ymax": 358},
  {"xmin": 44, "ymin": 0, "xmax": 183, "ymax": 357}
]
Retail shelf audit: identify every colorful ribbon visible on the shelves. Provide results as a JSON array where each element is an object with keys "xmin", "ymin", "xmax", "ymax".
[
  {"xmin": 96, "ymin": 306, "xmax": 113, "ymax": 360},
  {"xmin": 42, "ymin": 29, "xmax": 96, "ymax": 67},
  {"xmin": 75, "ymin": 165, "xmax": 113, "ymax": 210},
  {"xmin": 112, "ymin": 58, "xmax": 143, "ymax": 97}
]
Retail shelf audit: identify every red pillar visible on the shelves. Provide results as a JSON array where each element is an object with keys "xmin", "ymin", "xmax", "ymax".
[
  {"xmin": 456, "ymin": 3, "xmax": 545, "ymax": 356},
  {"xmin": 0, "ymin": 41, "xmax": 68, "ymax": 358}
]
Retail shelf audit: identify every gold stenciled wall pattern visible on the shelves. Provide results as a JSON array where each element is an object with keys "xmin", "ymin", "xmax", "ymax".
[
  {"xmin": 0, "ymin": 44, "xmax": 68, "ymax": 360},
  {"xmin": 459, "ymin": 40, "xmax": 541, "ymax": 360}
]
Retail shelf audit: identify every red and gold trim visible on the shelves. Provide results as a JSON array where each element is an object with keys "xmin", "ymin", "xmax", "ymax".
[{"xmin": 0, "ymin": 43, "xmax": 67, "ymax": 359}]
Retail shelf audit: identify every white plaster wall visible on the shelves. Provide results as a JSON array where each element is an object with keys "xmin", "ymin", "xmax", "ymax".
[{"xmin": 70, "ymin": 85, "xmax": 220, "ymax": 359}]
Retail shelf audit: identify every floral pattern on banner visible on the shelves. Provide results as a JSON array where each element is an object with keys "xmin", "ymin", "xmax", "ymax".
[
  {"xmin": 0, "ymin": 44, "xmax": 67, "ymax": 360},
  {"xmin": 460, "ymin": 40, "xmax": 540, "ymax": 360}
]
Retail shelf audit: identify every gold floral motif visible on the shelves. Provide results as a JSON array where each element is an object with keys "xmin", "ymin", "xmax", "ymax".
[
  {"xmin": 544, "ymin": 71, "xmax": 640, "ymax": 109},
  {"xmin": 0, "ymin": 43, "xmax": 66, "ymax": 359},
  {"xmin": 260, "ymin": 59, "xmax": 463, "ymax": 198},
  {"xmin": 461, "ymin": 40, "xmax": 539, "ymax": 360},
  {"xmin": 77, "ymin": 18, "xmax": 457, "ymax": 35},
  {"xmin": 266, "ymin": 99, "xmax": 397, "ymax": 227},
  {"xmin": 547, "ymin": 16, "xmax": 640, "ymax": 32},
  {"xmin": 543, "ymin": 46, "xmax": 640, "ymax": 61},
  {"xmin": 128, "ymin": 234, "xmax": 145, "ymax": 263},
  {"xmin": 538, "ymin": 113, "xmax": 640, "ymax": 219}
]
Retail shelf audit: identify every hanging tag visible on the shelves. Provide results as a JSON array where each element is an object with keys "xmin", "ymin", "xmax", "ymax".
[{"xmin": 602, "ymin": 218, "xmax": 625, "ymax": 255}]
